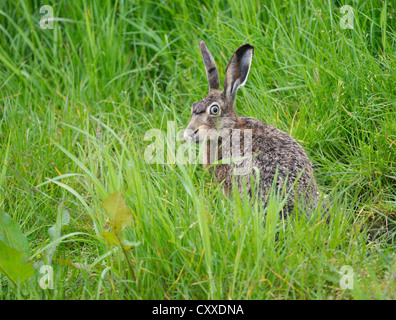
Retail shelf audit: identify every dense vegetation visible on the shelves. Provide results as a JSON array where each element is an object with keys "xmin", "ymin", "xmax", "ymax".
[{"xmin": 0, "ymin": 0, "xmax": 395, "ymax": 299}]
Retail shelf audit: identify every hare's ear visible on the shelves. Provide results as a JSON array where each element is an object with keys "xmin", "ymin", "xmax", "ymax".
[
  {"xmin": 199, "ymin": 40, "xmax": 220, "ymax": 91},
  {"xmin": 223, "ymin": 44, "xmax": 254, "ymax": 105}
]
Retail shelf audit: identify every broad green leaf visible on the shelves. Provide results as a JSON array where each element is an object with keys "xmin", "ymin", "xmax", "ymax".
[
  {"xmin": 101, "ymin": 232, "xmax": 120, "ymax": 245},
  {"xmin": 0, "ymin": 240, "xmax": 34, "ymax": 286},
  {"xmin": 0, "ymin": 211, "xmax": 29, "ymax": 254},
  {"xmin": 102, "ymin": 191, "xmax": 132, "ymax": 232}
]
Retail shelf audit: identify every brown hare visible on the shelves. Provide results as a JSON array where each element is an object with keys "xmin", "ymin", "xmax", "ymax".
[{"xmin": 184, "ymin": 40, "xmax": 326, "ymax": 216}]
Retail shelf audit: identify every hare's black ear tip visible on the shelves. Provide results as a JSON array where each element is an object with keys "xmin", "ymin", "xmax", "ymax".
[
  {"xmin": 245, "ymin": 43, "xmax": 254, "ymax": 51},
  {"xmin": 236, "ymin": 43, "xmax": 254, "ymax": 54},
  {"xmin": 241, "ymin": 44, "xmax": 254, "ymax": 56}
]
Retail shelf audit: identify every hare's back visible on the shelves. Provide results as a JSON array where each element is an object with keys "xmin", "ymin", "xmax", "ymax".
[{"xmin": 240, "ymin": 117, "xmax": 314, "ymax": 184}]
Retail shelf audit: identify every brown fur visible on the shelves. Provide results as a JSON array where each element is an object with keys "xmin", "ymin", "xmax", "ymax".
[{"xmin": 184, "ymin": 41, "xmax": 328, "ymax": 216}]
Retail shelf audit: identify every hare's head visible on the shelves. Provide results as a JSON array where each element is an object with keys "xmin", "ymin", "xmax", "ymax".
[{"xmin": 184, "ymin": 40, "xmax": 254, "ymax": 142}]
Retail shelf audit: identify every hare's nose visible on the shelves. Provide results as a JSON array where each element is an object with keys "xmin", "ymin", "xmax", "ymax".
[{"xmin": 183, "ymin": 127, "xmax": 197, "ymax": 142}]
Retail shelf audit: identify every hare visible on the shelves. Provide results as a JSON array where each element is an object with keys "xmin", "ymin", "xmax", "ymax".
[{"xmin": 184, "ymin": 40, "xmax": 326, "ymax": 216}]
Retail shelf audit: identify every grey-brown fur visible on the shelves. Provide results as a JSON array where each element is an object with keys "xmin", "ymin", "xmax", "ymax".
[{"xmin": 184, "ymin": 40, "xmax": 327, "ymax": 216}]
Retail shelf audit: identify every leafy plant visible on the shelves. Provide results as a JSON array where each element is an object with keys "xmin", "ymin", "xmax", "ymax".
[
  {"xmin": 101, "ymin": 191, "xmax": 139, "ymax": 281},
  {"xmin": 0, "ymin": 211, "xmax": 33, "ymax": 287},
  {"xmin": 0, "ymin": 241, "xmax": 34, "ymax": 287}
]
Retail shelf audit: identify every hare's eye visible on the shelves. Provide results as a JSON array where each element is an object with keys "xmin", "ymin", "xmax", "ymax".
[{"xmin": 209, "ymin": 105, "xmax": 220, "ymax": 115}]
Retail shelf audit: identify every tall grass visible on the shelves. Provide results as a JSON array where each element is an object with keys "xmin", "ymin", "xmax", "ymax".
[{"xmin": 0, "ymin": 0, "xmax": 395, "ymax": 299}]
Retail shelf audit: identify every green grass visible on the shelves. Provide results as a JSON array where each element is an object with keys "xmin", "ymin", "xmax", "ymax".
[{"xmin": 0, "ymin": 0, "xmax": 395, "ymax": 299}]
